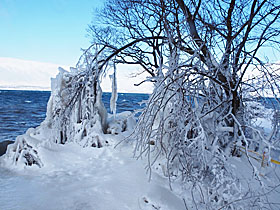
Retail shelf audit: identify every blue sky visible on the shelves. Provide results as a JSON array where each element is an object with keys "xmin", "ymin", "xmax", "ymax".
[
  {"xmin": 0, "ymin": 0, "xmax": 153, "ymax": 93},
  {"xmin": 0, "ymin": 0, "xmax": 279, "ymax": 66},
  {"xmin": 0, "ymin": 0, "xmax": 278, "ymax": 93},
  {"xmin": 0, "ymin": 0, "xmax": 103, "ymax": 66}
]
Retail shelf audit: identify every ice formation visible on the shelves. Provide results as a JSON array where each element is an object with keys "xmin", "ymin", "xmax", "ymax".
[
  {"xmin": 109, "ymin": 63, "xmax": 118, "ymax": 119},
  {"xmin": 1, "ymin": 66, "xmax": 134, "ymax": 168}
]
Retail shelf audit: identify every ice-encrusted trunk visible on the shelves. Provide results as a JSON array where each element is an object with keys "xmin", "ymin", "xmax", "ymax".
[{"xmin": 45, "ymin": 67, "xmax": 108, "ymax": 145}]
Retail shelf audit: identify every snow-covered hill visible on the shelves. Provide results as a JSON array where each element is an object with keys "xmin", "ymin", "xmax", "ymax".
[
  {"xmin": 0, "ymin": 57, "xmax": 153, "ymax": 93},
  {"xmin": 0, "ymin": 57, "xmax": 65, "ymax": 91}
]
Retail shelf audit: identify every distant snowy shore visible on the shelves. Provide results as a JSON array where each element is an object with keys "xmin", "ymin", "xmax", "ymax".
[
  {"xmin": 0, "ymin": 86, "xmax": 51, "ymax": 91},
  {"xmin": 0, "ymin": 57, "xmax": 153, "ymax": 94}
]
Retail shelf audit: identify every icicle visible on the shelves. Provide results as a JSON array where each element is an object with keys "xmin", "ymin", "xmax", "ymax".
[
  {"xmin": 110, "ymin": 62, "xmax": 118, "ymax": 119},
  {"xmin": 96, "ymin": 84, "xmax": 108, "ymax": 133}
]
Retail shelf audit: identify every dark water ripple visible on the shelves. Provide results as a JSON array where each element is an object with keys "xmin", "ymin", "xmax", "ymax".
[
  {"xmin": 0, "ymin": 90, "xmax": 149, "ymax": 142},
  {"xmin": 0, "ymin": 90, "xmax": 51, "ymax": 142}
]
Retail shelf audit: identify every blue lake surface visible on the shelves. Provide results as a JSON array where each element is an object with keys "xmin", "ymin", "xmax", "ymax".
[
  {"xmin": 0, "ymin": 90, "xmax": 149, "ymax": 142},
  {"xmin": 1, "ymin": 89, "xmax": 279, "ymax": 143}
]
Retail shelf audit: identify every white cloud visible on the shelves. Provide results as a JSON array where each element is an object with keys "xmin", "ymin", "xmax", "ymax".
[{"xmin": 0, "ymin": 57, "xmax": 153, "ymax": 93}]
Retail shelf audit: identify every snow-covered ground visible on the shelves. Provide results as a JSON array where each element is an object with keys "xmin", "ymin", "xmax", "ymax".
[
  {"xmin": 0, "ymin": 137, "xmax": 186, "ymax": 210},
  {"xmin": 1, "ymin": 111, "xmax": 279, "ymax": 210}
]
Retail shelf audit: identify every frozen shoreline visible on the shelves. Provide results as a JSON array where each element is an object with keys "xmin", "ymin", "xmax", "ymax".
[{"xmin": 0, "ymin": 139, "xmax": 186, "ymax": 210}]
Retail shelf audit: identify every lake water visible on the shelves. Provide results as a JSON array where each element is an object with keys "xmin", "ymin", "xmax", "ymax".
[
  {"xmin": 0, "ymin": 90, "xmax": 149, "ymax": 143},
  {"xmin": 1, "ymin": 89, "xmax": 279, "ymax": 143}
]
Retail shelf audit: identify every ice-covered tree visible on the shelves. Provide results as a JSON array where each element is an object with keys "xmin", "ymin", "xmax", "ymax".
[
  {"xmin": 88, "ymin": 0, "xmax": 167, "ymax": 79},
  {"xmin": 90, "ymin": 0, "xmax": 280, "ymax": 209}
]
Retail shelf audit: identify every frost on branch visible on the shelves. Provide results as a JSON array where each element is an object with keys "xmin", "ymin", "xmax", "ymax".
[
  {"xmin": 133, "ymin": 64, "xmax": 242, "ymax": 208},
  {"xmin": 4, "ymin": 128, "xmax": 43, "ymax": 168},
  {"xmin": 43, "ymin": 66, "xmax": 108, "ymax": 147},
  {"xmin": 132, "ymin": 44, "xmax": 280, "ymax": 208}
]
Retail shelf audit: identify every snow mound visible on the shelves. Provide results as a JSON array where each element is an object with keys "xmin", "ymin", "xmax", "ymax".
[{"xmin": 0, "ymin": 141, "xmax": 186, "ymax": 210}]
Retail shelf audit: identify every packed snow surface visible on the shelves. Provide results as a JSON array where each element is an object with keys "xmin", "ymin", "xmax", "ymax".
[{"xmin": 0, "ymin": 136, "xmax": 186, "ymax": 210}]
